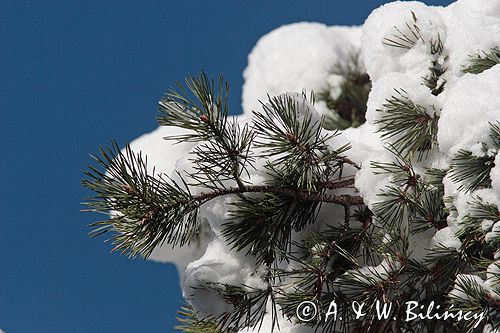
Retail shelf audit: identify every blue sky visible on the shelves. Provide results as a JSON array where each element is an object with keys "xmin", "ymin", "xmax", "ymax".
[{"xmin": 0, "ymin": 1, "xmax": 453, "ymax": 332}]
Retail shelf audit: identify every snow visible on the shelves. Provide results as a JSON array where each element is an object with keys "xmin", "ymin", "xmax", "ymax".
[
  {"xmin": 183, "ymin": 237, "xmax": 266, "ymax": 319},
  {"xmin": 242, "ymin": 22, "xmax": 361, "ymax": 118},
  {"xmin": 449, "ymin": 264, "xmax": 500, "ymax": 303},
  {"xmin": 483, "ymin": 324, "xmax": 500, "ymax": 333},
  {"xmin": 126, "ymin": 126, "xmax": 209, "ymax": 283},
  {"xmin": 491, "ymin": 154, "xmax": 500, "ymax": 200},
  {"xmin": 431, "ymin": 226, "xmax": 461, "ymax": 251},
  {"xmin": 441, "ymin": 0, "xmax": 500, "ymax": 82},
  {"xmin": 198, "ymin": 195, "xmax": 235, "ymax": 235},
  {"xmin": 236, "ymin": 304, "xmax": 316, "ymax": 333},
  {"xmin": 339, "ymin": 257, "xmax": 401, "ymax": 289},
  {"xmin": 366, "ymin": 72, "xmax": 440, "ymax": 124},
  {"xmin": 361, "ymin": 1, "xmax": 447, "ymax": 83},
  {"xmin": 481, "ymin": 219, "xmax": 494, "ymax": 232},
  {"xmin": 356, "ymin": 0, "xmax": 500, "ymax": 272},
  {"xmin": 127, "ymin": 126, "xmax": 196, "ymax": 177},
  {"xmin": 449, "ymin": 274, "xmax": 486, "ymax": 302},
  {"xmin": 485, "ymin": 221, "xmax": 500, "ymax": 244},
  {"xmin": 334, "ymin": 122, "xmax": 383, "ymax": 166},
  {"xmin": 438, "ymin": 66, "xmax": 500, "ymax": 156},
  {"xmin": 485, "ymin": 262, "xmax": 500, "ymax": 299},
  {"xmin": 118, "ymin": 0, "xmax": 500, "ymax": 330},
  {"xmin": 354, "ymin": 148, "xmax": 393, "ymax": 209}
]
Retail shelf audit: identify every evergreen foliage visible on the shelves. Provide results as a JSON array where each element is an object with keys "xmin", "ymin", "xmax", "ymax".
[
  {"xmin": 175, "ymin": 305, "xmax": 225, "ymax": 333},
  {"xmin": 463, "ymin": 48, "xmax": 500, "ymax": 74},
  {"xmin": 318, "ymin": 53, "xmax": 371, "ymax": 130},
  {"xmin": 383, "ymin": 11, "xmax": 447, "ymax": 96},
  {"xmin": 448, "ymin": 121, "xmax": 499, "ymax": 194},
  {"xmin": 83, "ymin": 27, "xmax": 500, "ymax": 333},
  {"xmin": 374, "ymin": 90, "xmax": 439, "ymax": 161},
  {"xmin": 82, "ymin": 142, "xmax": 201, "ymax": 258}
]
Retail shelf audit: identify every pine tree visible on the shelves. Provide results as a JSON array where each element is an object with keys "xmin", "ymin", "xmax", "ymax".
[{"xmin": 82, "ymin": 5, "xmax": 499, "ymax": 333}]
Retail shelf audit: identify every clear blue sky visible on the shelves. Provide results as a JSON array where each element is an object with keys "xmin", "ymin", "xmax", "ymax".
[{"xmin": 0, "ymin": 1, "xmax": 453, "ymax": 332}]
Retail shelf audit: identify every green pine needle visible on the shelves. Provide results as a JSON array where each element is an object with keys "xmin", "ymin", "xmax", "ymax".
[
  {"xmin": 318, "ymin": 53, "xmax": 371, "ymax": 130},
  {"xmin": 175, "ymin": 305, "xmax": 225, "ymax": 333},
  {"xmin": 82, "ymin": 141, "xmax": 201, "ymax": 258},
  {"xmin": 463, "ymin": 48, "xmax": 500, "ymax": 74},
  {"xmin": 374, "ymin": 89, "xmax": 439, "ymax": 161},
  {"xmin": 449, "ymin": 149, "xmax": 494, "ymax": 193}
]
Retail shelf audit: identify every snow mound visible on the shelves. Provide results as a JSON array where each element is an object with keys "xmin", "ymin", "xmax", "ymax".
[
  {"xmin": 438, "ymin": 66, "xmax": 500, "ymax": 156},
  {"xmin": 242, "ymin": 22, "xmax": 361, "ymax": 117}
]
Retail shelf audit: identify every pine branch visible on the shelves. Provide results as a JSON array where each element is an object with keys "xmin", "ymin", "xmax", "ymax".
[
  {"xmin": 253, "ymin": 93, "xmax": 350, "ymax": 192},
  {"xmin": 372, "ymin": 148, "xmax": 449, "ymax": 234},
  {"xmin": 372, "ymin": 146, "xmax": 425, "ymax": 191},
  {"xmin": 372, "ymin": 186, "xmax": 416, "ymax": 229},
  {"xmin": 449, "ymin": 149, "xmax": 494, "ymax": 193},
  {"xmin": 196, "ymin": 185, "xmax": 363, "ymax": 206},
  {"xmin": 189, "ymin": 118, "xmax": 255, "ymax": 190},
  {"xmin": 424, "ymin": 246, "xmax": 469, "ymax": 282},
  {"xmin": 489, "ymin": 120, "xmax": 500, "ymax": 148},
  {"xmin": 221, "ymin": 178, "xmax": 363, "ymax": 264},
  {"xmin": 82, "ymin": 64, "xmax": 499, "ymax": 332},
  {"xmin": 83, "ymin": 141, "xmax": 363, "ymax": 259},
  {"xmin": 374, "ymin": 89, "xmax": 439, "ymax": 161},
  {"xmin": 275, "ymin": 219, "xmax": 377, "ymax": 332},
  {"xmin": 383, "ymin": 11, "xmax": 423, "ymax": 49},
  {"xmin": 383, "ymin": 12, "xmax": 448, "ymax": 96},
  {"xmin": 318, "ymin": 52, "xmax": 371, "ymax": 130},
  {"xmin": 176, "ymin": 305, "xmax": 225, "ymax": 333},
  {"xmin": 223, "ymin": 194, "xmax": 318, "ymax": 264},
  {"xmin": 411, "ymin": 189, "xmax": 448, "ymax": 233},
  {"xmin": 215, "ymin": 93, "xmax": 363, "ymax": 264},
  {"xmin": 158, "ymin": 72, "xmax": 254, "ymax": 190},
  {"xmin": 448, "ymin": 275, "xmax": 492, "ymax": 332},
  {"xmin": 82, "ymin": 142, "xmax": 200, "ymax": 258},
  {"xmin": 423, "ymin": 35, "xmax": 447, "ymax": 96},
  {"xmin": 425, "ymin": 167, "xmax": 447, "ymax": 194},
  {"xmin": 456, "ymin": 197, "xmax": 499, "ymax": 262},
  {"xmin": 448, "ymin": 122, "xmax": 498, "ymax": 193},
  {"xmin": 157, "ymin": 73, "xmax": 229, "ymax": 142},
  {"xmin": 321, "ymin": 177, "xmax": 356, "ymax": 189},
  {"xmin": 463, "ymin": 47, "xmax": 500, "ymax": 74},
  {"xmin": 383, "ymin": 11, "xmax": 443, "ymax": 57},
  {"xmin": 194, "ymin": 283, "xmax": 278, "ymax": 333}
]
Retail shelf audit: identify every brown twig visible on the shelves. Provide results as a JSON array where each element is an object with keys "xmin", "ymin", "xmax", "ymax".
[
  {"xmin": 193, "ymin": 185, "xmax": 364, "ymax": 206},
  {"xmin": 322, "ymin": 177, "xmax": 356, "ymax": 189}
]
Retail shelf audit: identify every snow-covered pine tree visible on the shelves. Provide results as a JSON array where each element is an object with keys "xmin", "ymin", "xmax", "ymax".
[{"xmin": 83, "ymin": 1, "xmax": 499, "ymax": 332}]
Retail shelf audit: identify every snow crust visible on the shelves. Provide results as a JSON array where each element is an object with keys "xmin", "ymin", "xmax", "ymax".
[{"xmin": 124, "ymin": 0, "xmax": 500, "ymax": 330}]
